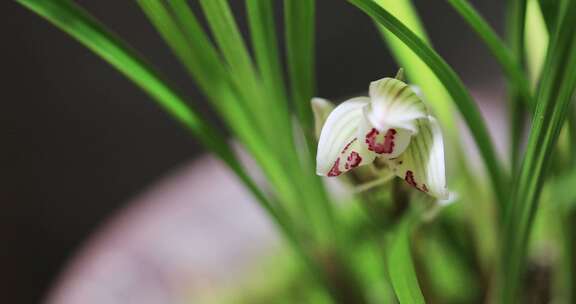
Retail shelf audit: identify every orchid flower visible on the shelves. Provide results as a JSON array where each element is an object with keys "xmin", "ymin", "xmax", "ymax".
[{"xmin": 314, "ymin": 76, "xmax": 449, "ymax": 200}]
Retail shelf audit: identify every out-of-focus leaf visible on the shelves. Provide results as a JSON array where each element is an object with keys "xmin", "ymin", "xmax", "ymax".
[
  {"xmin": 525, "ymin": 0, "xmax": 549, "ymax": 86},
  {"xmin": 538, "ymin": 0, "xmax": 564, "ymax": 32},
  {"xmin": 284, "ymin": 0, "xmax": 316, "ymax": 146},
  {"xmin": 388, "ymin": 212, "xmax": 425, "ymax": 304},
  {"xmin": 446, "ymin": 0, "xmax": 534, "ymax": 110},
  {"xmin": 501, "ymin": 0, "xmax": 576, "ymax": 301}
]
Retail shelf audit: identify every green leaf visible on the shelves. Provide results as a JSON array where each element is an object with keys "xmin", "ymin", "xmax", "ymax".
[
  {"xmin": 246, "ymin": 0, "xmax": 287, "ymax": 105},
  {"xmin": 348, "ymin": 0, "xmax": 507, "ymax": 206},
  {"xmin": 505, "ymin": 0, "xmax": 529, "ymax": 171},
  {"xmin": 447, "ymin": 0, "xmax": 532, "ymax": 170},
  {"xmin": 197, "ymin": 0, "xmax": 273, "ymax": 134},
  {"xmin": 14, "ymin": 0, "xmax": 283, "ymax": 226},
  {"xmin": 500, "ymin": 0, "xmax": 576, "ymax": 302},
  {"xmin": 525, "ymin": 0, "xmax": 549, "ymax": 86},
  {"xmin": 506, "ymin": 0, "xmax": 528, "ymax": 66},
  {"xmin": 388, "ymin": 212, "xmax": 426, "ymax": 304},
  {"xmin": 284, "ymin": 0, "xmax": 317, "ymax": 146},
  {"xmin": 198, "ymin": 0, "xmax": 257, "ymax": 89},
  {"xmin": 538, "ymin": 0, "xmax": 565, "ymax": 32},
  {"xmin": 138, "ymin": 1, "xmax": 339, "ymax": 243},
  {"xmin": 136, "ymin": 1, "xmax": 260, "ymax": 144},
  {"xmin": 446, "ymin": 0, "xmax": 533, "ymax": 110},
  {"xmin": 245, "ymin": 0, "xmax": 296, "ymax": 161},
  {"xmin": 15, "ymin": 1, "xmax": 216, "ymax": 165},
  {"xmin": 137, "ymin": 1, "xmax": 225, "ymax": 101},
  {"xmin": 137, "ymin": 0, "xmax": 305, "ymax": 213},
  {"xmin": 196, "ymin": 0, "xmax": 296, "ymax": 162},
  {"xmin": 15, "ymin": 3, "xmax": 343, "ymax": 296}
]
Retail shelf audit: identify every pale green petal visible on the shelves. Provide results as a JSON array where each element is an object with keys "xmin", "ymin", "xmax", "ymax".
[
  {"xmin": 366, "ymin": 78, "xmax": 428, "ymax": 133},
  {"xmin": 316, "ymin": 97, "xmax": 376, "ymax": 176},
  {"xmin": 386, "ymin": 116, "xmax": 449, "ymax": 200},
  {"xmin": 311, "ymin": 97, "xmax": 335, "ymax": 138}
]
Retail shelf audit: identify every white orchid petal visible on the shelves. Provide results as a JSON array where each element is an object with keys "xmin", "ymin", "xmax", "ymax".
[
  {"xmin": 311, "ymin": 97, "xmax": 335, "ymax": 138},
  {"xmin": 386, "ymin": 116, "xmax": 449, "ymax": 200},
  {"xmin": 316, "ymin": 97, "xmax": 376, "ymax": 176},
  {"xmin": 366, "ymin": 78, "xmax": 428, "ymax": 133}
]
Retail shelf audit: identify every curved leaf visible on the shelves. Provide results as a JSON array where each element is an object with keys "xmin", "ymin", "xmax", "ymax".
[
  {"xmin": 15, "ymin": 0, "xmax": 279, "ymax": 221},
  {"xmin": 388, "ymin": 212, "xmax": 426, "ymax": 304}
]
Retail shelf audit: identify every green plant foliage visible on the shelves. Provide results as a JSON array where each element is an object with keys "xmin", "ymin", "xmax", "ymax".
[
  {"xmin": 14, "ymin": 0, "xmax": 576, "ymax": 303},
  {"xmin": 447, "ymin": 0, "xmax": 533, "ymax": 110},
  {"xmin": 14, "ymin": 0, "xmax": 277, "ymax": 217},
  {"xmin": 388, "ymin": 210, "xmax": 425, "ymax": 304},
  {"xmin": 501, "ymin": 0, "xmax": 576, "ymax": 301},
  {"xmin": 285, "ymin": 0, "xmax": 317, "ymax": 147}
]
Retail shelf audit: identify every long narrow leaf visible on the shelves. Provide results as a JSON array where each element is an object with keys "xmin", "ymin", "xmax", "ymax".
[
  {"xmin": 348, "ymin": 0, "xmax": 507, "ymax": 205},
  {"xmin": 137, "ymin": 2, "xmax": 336, "ymax": 287},
  {"xmin": 138, "ymin": 0, "xmax": 309, "ymax": 213},
  {"xmin": 246, "ymin": 0, "xmax": 288, "ymax": 107},
  {"xmin": 388, "ymin": 212, "xmax": 426, "ymax": 304},
  {"xmin": 506, "ymin": 0, "xmax": 527, "ymax": 67},
  {"xmin": 136, "ymin": 0, "xmax": 262, "ymax": 149},
  {"xmin": 538, "ymin": 0, "xmax": 564, "ymax": 32},
  {"xmin": 198, "ymin": 0, "xmax": 287, "ymax": 150},
  {"xmin": 244, "ymin": 0, "xmax": 303, "ymax": 181},
  {"xmin": 525, "ymin": 0, "xmax": 549, "ymax": 85},
  {"xmin": 15, "ymin": 0, "xmax": 280, "ymax": 222},
  {"xmin": 505, "ymin": 0, "xmax": 529, "ymax": 171},
  {"xmin": 284, "ymin": 0, "xmax": 316, "ymax": 146},
  {"xmin": 500, "ymin": 0, "xmax": 576, "ymax": 301},
  {"xmin": 446, "ymin": 0, "xmax": 533, "ymax": 109},
  {"xmin": 196, "ymin": 0, "xmax": 287, "ymax": 130}
]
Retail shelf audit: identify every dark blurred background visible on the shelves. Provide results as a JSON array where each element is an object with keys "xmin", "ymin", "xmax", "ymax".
[{"xmin": 1, "ymin": 1, "xmax": 503, "ymax": 303}]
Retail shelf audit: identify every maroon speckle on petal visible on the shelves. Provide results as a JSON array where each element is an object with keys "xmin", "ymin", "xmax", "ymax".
[
  {"xmin": 327, "ymin": 158, "xmax": 342, "ymax": 177},
  {"xmin": 405, "ymin": 170, "xmax": 429, "ymax": 193},
  {"xmin": 345, "ymin": 151, "xmax": 362, "ymax": 170},
  {"xmin": 405, "ymin": 170, "xmax": 418, "ymax": 188},
  {"xmin": 365, "ymin": 128, "xmax": 378, "ymax": 149},
  {"xmin": 421, "ymin": 184, "xmax": 429, "ymax": 192},
  {"xmin": 366, "ymin": 128, "xmax": 397, "ymax": 154},
  {"xmin": 341, "ymin": 138, "xmax": 357, "ymax": 154}
]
